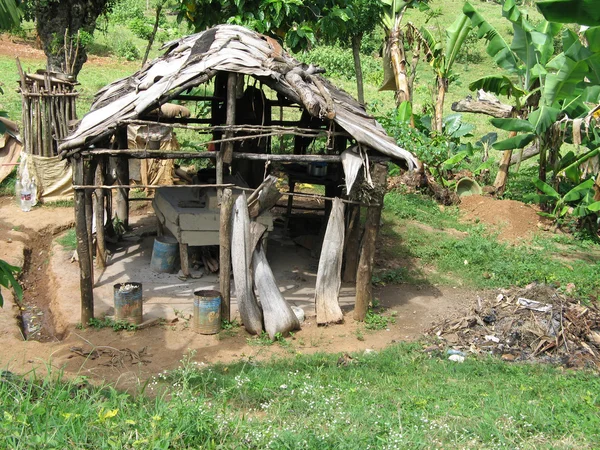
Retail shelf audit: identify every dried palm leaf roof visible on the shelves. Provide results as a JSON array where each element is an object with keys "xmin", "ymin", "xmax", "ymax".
[{"xmin": 59, "ymin": 24, "xmax": 416, "ymax": 168}]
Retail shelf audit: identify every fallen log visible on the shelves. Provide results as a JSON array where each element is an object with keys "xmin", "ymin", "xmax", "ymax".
[
  {"xmin": 315, "ymin": 197, "xmax": 345, "ymax": 324},
  {"xmin": 451, "ymin": 90, "xmax": 514, "ymax": 119},
  {"xmin": 509, "ymin": 143, "xmax": 539, "ymax": 166},
  {"xmin": 252, "ymin": 243, "xmax": 300, "ymax": 339},
  {"xmin": 231, "ymin": 193, "xmax": 263, "ymax": 334}
]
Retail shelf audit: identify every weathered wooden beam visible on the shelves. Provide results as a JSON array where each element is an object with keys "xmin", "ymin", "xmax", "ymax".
[
  {"xmin": 219, "ymin": 188, "xmax": 234, "ymax": 322},
  {"xmin": 73, "ymin": 156, "xmax": 94, "ymax": 325},
  {"xmin": 354, "ymin": 163, "xmax": 387, "ymax": 322}
]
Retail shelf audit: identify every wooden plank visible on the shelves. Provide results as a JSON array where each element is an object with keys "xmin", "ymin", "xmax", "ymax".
[
  {"xmin": 179, "ymin": 243, "xmax": 190, "ymax": 278},
  {"xmin": 73, "ymin": 156, "xmax": 94, "ymax": 325},
  {"xmin": 85, "ymin": 159, "xmax": 97, "ymax": 284},
  {"xmin": 231, "ymin": 193, "xmax": 263, "ymax": 334},
  {"xmin": 315, "ymin": 197, "xmax": 345, "ymax": 325},
  {"xmin": 253, "ymin": 243, "xmax": 299, "ymax": 339},
  {"xmin": 219, "ymin": 188, "xmax": 234, "ymax": 322},
  {"xmin": 354, "ymin": 163, "xmax": 387, "ymax": 321}
]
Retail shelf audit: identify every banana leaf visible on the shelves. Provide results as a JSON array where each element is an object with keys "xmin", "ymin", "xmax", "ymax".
[
  {"xmin": 469, "ymin": 75, "xmax": 526, "ymax": 99},
  {"xmin": 444, "ymin": 13, "xmax": 472, "ymax": 74},
  {"xmin": 537, "ymin": 0, "xmax": 600, "ymax": 27},
  {"xmin": 528, "ymin": 104, "xmax": 560, "ymax": 134},
  {"xmin": 492, "ymin": 133, "xmax": 535, "ymax": 150},
  {"xmin": 562, "ymin": 178, "xmax": 594, "ymax": 203},
  {"xmin": 463, "ymin": 1, "xmax": 520, "ymax": 74},
  {"xmin": 532, "ymin": 178, "xmax": 560, "ymax": 199},
  {"xmin": 490, "ymin": 118, "xmax": 534, "ymax": 132}
]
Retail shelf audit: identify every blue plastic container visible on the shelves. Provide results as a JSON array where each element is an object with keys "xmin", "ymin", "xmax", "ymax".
[
  {"xmin": 150, "ymin": 236, "xmax": 179, "ymax": 273},
  {"xmin": 193, "ymin": 289, "xmax": 221, "ymax": 334},
  {"xmin": 114, "ymin": 282, "xmax": 143, "ymax": 324}
]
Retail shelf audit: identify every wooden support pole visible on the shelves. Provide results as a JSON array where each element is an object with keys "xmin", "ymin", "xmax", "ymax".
[
  {"xmin": 95, "ymin": 158, "xmax": 106, "ymax": 269},
  {"xmin": 85, "ymin": 159, "xmax": 97, "ymax": 284},
  {"xmin": 219, "ymin": 188, "xmax": 234, "ymax": 322},
  {"xmin": 354, "ymin": 163, "xmax": 387, "ymax": 322},
  {"xmin": 223, "ymin": 72, "xmax": 238, "ymax": 165},
  {"xmin": 73, "ymin": 156, "xmax": 94, "ymax": 325},
  {"xmin": 115, "ymin": 155, "xmax": 130, "ymax": 228},
  {"xmin": 342, "ymin": 205, "xmax": 361, "ymax": 283}
]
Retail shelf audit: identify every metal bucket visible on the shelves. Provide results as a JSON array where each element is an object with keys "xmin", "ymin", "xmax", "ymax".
[
  {"xmin": 151, "ymin": 236, "xmax": 179, "ymax": 273},
  {"xmin": 193, "ymin": 289, "xmax": 221, "ymax": 334},
  {"xmin": 114, "ymin": 282, "xmax": 143, "ymax": 324}
]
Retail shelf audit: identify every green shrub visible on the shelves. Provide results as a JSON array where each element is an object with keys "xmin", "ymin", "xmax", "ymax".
[
  {"xmin": 114, "ymin": 38, "xmax": 140, "ymax": 60},
  {"xmin": 108, "ymin": 0, "xmax": 145, "ymax": 24},
  {"xmin": 128, "ymin": 17, "xmax": 153, "ymax": 40}
]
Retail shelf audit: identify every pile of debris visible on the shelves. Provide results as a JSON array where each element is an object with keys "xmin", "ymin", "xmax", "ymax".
[{"xmin": 427, "ymin": 283, "xmax": 600, "ymax": 369}]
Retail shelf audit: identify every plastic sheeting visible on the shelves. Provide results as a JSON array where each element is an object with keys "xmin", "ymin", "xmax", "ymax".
[{"xmin": 19, "ymin": 152, "xmax": 74, "ymax": 203}]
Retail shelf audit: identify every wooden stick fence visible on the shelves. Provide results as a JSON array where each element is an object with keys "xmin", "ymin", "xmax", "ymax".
[{"xmin": 16, "ymin": 59, "xmax": 78, "ymax": 157}]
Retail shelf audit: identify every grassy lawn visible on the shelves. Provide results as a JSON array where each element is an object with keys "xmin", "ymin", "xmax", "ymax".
[
  {"xmin": 1, "ymin": 344, "xmax": 599, "ymax": 449},
  {"xmin": 380, "ymin": 190, "xmax": 600, "ymax": 301}
]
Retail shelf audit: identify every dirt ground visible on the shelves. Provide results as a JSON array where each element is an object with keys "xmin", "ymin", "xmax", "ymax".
[
  {"xmin": 0, "ymin": 194, "xmax": 481, "ymax": 389},
  {"xmin": 459, "ymin": 194, "xmax": 545, "ymax": 242}
]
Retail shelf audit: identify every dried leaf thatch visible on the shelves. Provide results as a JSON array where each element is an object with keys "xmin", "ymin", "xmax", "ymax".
[{"xmin": 59, "ymin": 25, "xmax": 416, "ymax": 168}]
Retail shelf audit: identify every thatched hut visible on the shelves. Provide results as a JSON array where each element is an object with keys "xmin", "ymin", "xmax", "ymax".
[{"xmin": 59, "ymin": 24, "xmax": 416, "ymax": 328}]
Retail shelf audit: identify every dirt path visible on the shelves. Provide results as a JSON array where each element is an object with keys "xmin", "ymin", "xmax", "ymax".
[{"xmin": 0, "ymin": 197, "xmax": 480, "ymax": 389}]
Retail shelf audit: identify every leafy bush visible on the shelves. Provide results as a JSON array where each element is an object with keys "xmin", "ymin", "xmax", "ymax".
[
  {"xmin": 108, "ymin": 0, "xmax": 145, "ymax": 24},
  {"xmin": 114, "ymin": 38, "xmax": 140, "ymax": 60},
  {"xmin": 128, "ymin": 17, "xmax": 154, "ymax": 40}
]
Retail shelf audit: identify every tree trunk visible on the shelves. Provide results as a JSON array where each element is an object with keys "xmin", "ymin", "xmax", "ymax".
[
  {"xmin": 389, "ymin": 29, "xmax": 410, "ymax": 106},
  {"xmin": 351, "ymin": 34, "xmax": 365, "ymax": 105},
  {"xmin": 434, "ymin": 77, "xmax": 447, "ymax": 134},
  {"xmin": 35, "ymin": 0, "xmax": 111, "ymax": 78},
  {"xmin": 141, "ymin": 3, "xmax": 163, "ymax": 68}
]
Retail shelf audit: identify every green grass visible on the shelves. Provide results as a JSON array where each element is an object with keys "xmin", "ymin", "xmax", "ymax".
[
  {"xmin": 381, "ymin": 190, "xmax": 600, "ymax": 301},
  {"xmin": 56, "ymin": 229, "xmax": 77, "ymax": 252},
  {"xmin": 1, "ymin": 343, "xmax": 599, "ymax": 449}
]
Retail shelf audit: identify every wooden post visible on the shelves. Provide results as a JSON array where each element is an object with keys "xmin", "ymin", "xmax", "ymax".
[
  {"xmin": 222, "ymin": 72, "xmax": 238, "ymax": 165},
  {"xmin": 219, "ymin": 188, "xmax": 234, "ymax": 322},
  {"xmin": 95, "ymin": 158, "xmax": 106, "ymax": 269},
  {"xmin": 342, "ymin": 205, "xmax": 361, "ymax": 283},
  {"xmin": 73, "ymin": 156, "xmax": 94, "ymax": 325},
  {"xmin": 115, "ymin": 155, "xmax": 130, "ymax": 228},
  {"xmin": 85, "ymin": 159, "xmax": 97, "ymax": 284},
  {"xmin": 354, "ymin": 163, "xmax": 387, "ymax": 322}
]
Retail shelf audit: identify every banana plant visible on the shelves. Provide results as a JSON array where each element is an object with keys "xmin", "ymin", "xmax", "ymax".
[
  {"xmin": 379, "ymin": 0, "xmax": 429, "ymax": 106},
  {"xmin": 528, "ymin": 177, "xmax": 600, "ymax": 221},
  {"xmin": 417, "ymin": 13, "xmax": 472, "ymax": 133}
]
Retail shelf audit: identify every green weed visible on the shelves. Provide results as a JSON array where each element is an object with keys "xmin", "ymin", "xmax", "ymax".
[
  {"xmin": 56, "ymin": 229, "xmax": 77, "ymax": 252},
  {"xmin": 88, "ymin": 316, "xmax": 138, "ymax": 332}
]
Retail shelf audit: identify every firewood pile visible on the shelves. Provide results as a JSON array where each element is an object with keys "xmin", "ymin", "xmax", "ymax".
[{"xmin": 427, "ymin": 283, "xmax": 600, "ymax": 369}]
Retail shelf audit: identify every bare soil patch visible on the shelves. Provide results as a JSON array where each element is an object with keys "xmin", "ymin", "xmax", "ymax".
[{"xmin": 459, "ymin": 194, "xmax": 544, "ymax": 242}]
